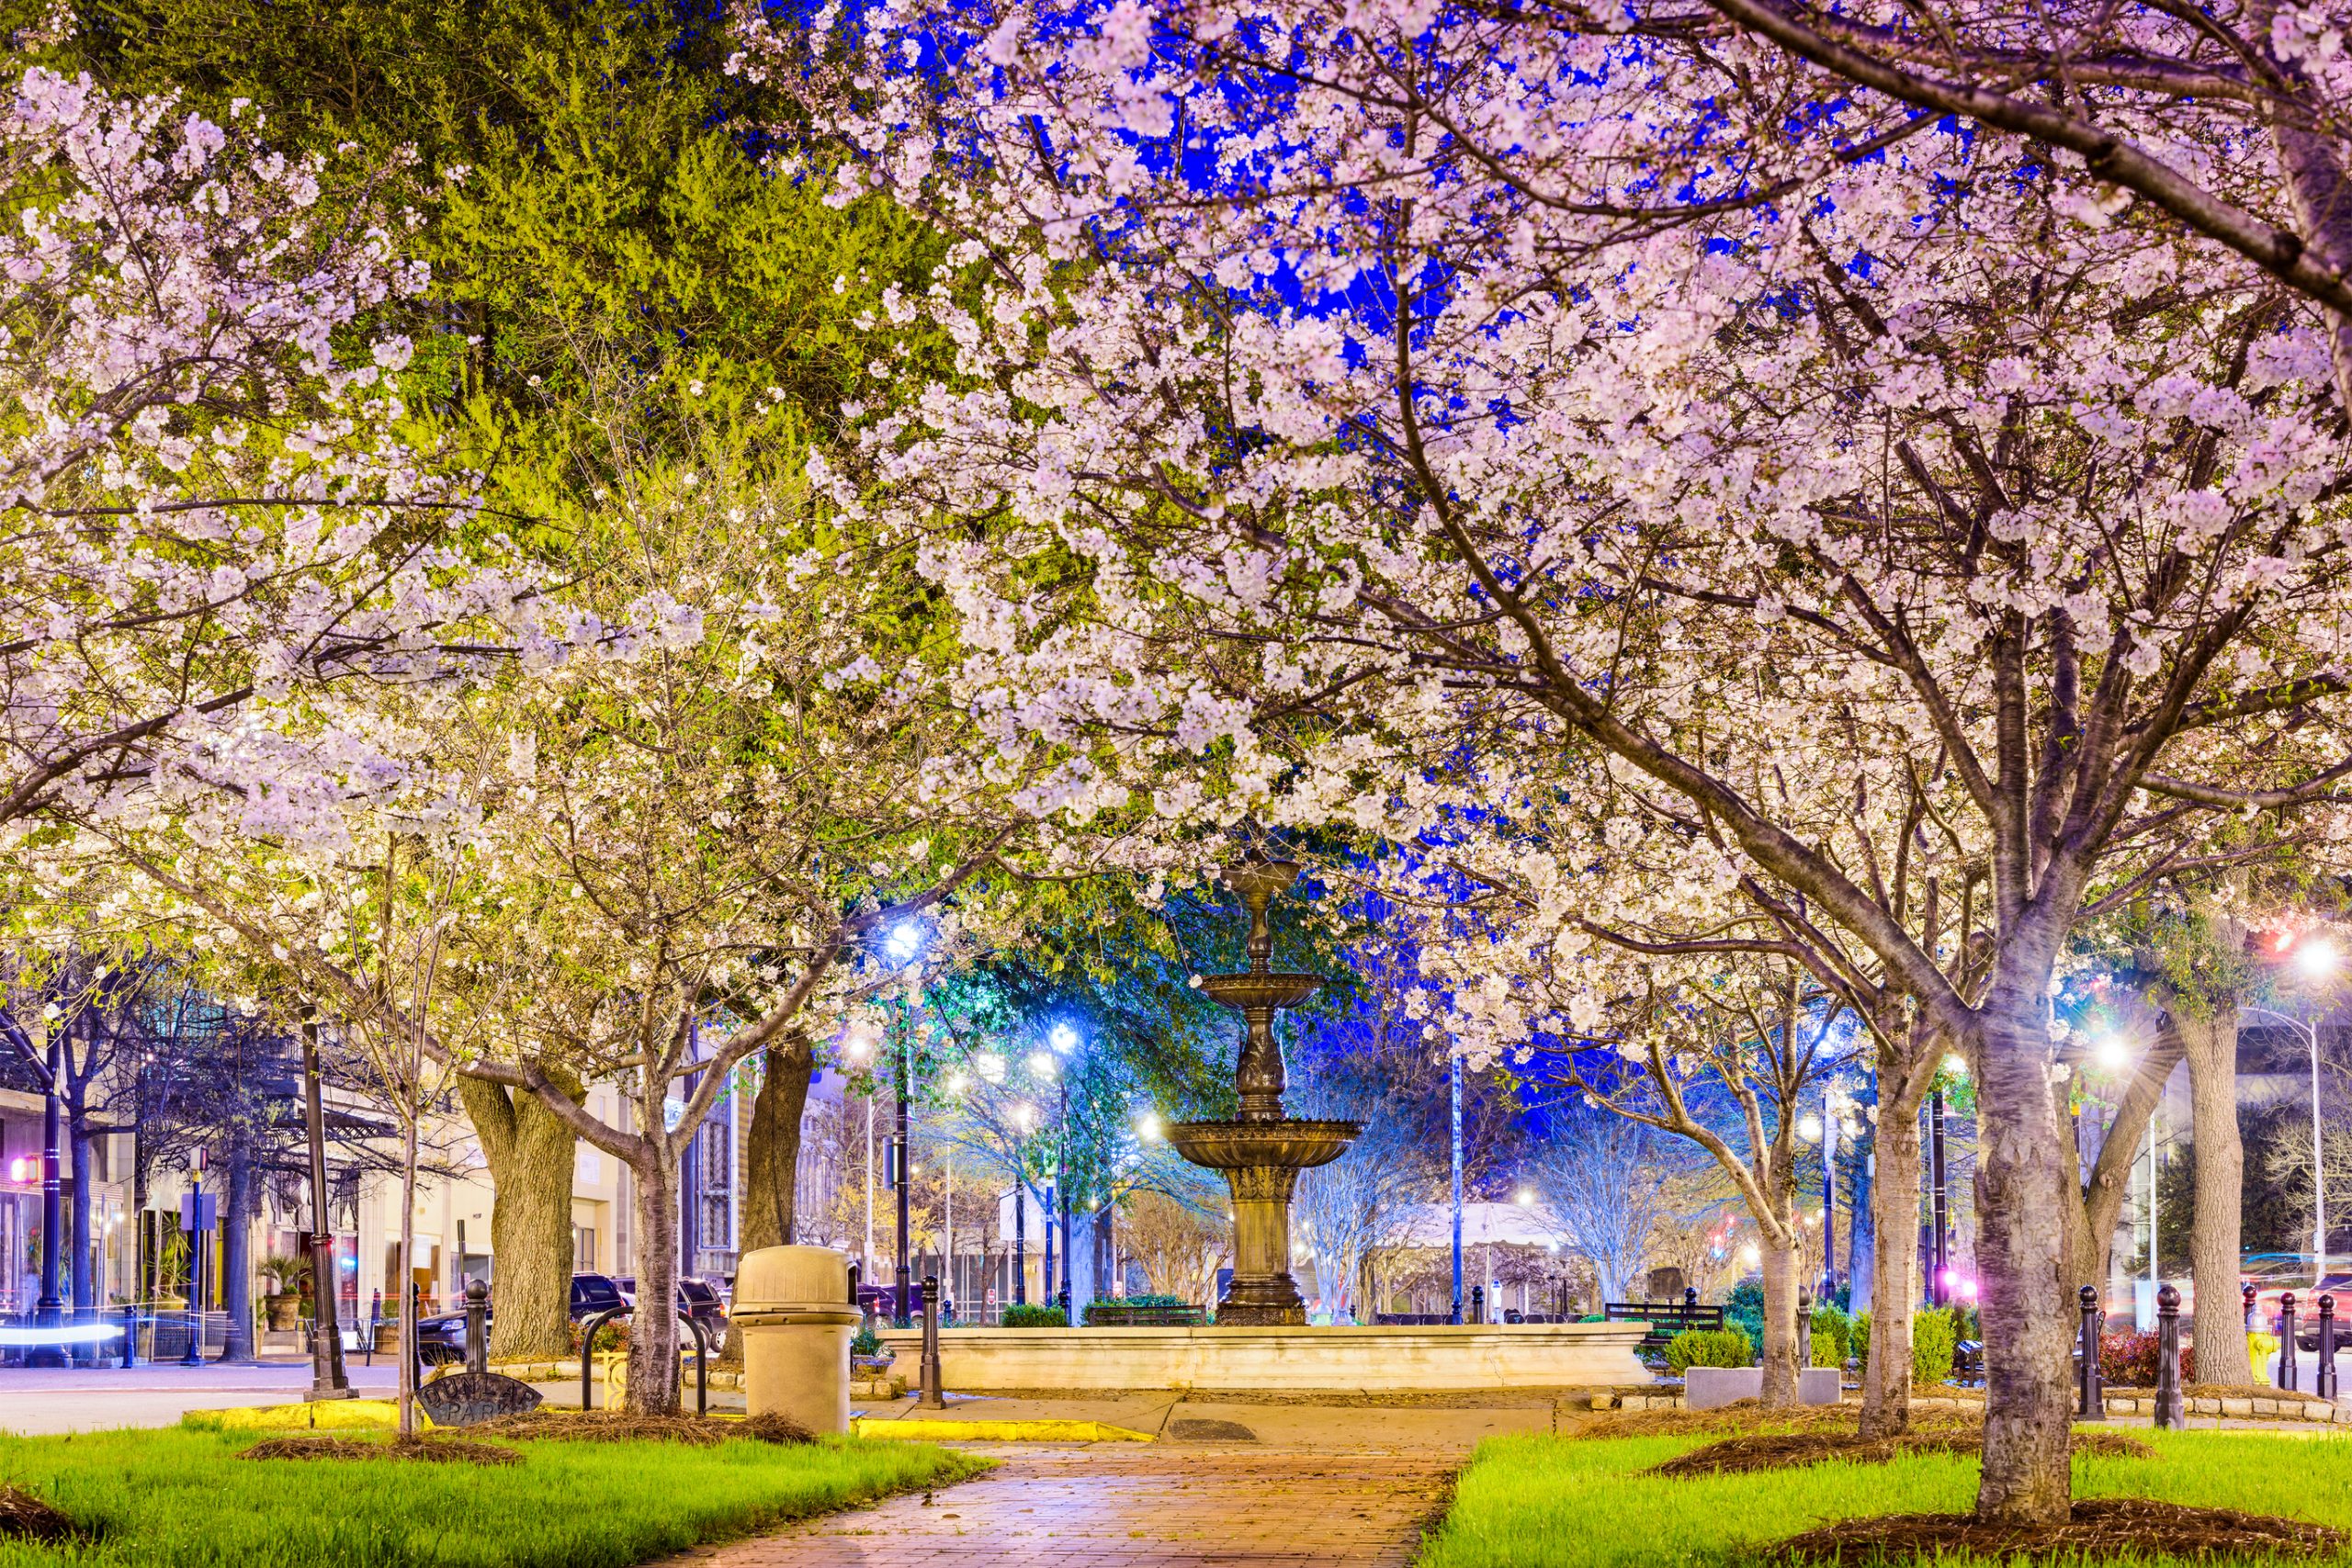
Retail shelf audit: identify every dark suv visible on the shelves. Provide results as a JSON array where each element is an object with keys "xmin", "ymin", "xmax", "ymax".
[
  {"xmin": 615, "ymin": 1275, "xmax": 729, "ymax": 1337},
  {"xmin": 416, "ymin": 1272, "xmax": 630, "ymax": 1365}
]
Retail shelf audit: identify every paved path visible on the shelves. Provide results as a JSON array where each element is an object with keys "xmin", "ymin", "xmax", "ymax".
[
  {"xmin": 0, "ymin": 1361, "xmax": 401, "ymax": 1434},
  {"xmin": 666, "ymin": 1444, "xmax": 1452, "ymax": 1568}
]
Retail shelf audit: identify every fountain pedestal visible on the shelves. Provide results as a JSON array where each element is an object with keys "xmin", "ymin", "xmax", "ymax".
[
  {"xmin": 1166, "ymin": 861, "xmax": 1360, "ymax": 1328},
  {"xmin": 1164, "ymin": 1120, "xmax": 1360, "ymax": 1325}
]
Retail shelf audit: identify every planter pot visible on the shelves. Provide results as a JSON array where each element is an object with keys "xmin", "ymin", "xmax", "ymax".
[
  {"xmin": 265, "ymin": 1294, "xmax": 301, "ymax": 1331},
  {"xmin": 851, "ymin": 1354, "xmax": 896, "ymax": 1378}
]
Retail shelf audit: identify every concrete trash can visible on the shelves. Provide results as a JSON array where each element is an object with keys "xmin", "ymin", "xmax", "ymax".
[{"xmin": 732, "ymin": 1246, "xmax": 862, "ymax": 1434}]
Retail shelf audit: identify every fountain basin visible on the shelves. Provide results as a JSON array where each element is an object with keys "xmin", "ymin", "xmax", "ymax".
[
  {"xmin": 872, "ymin": 1322, "xmax": 1656, "ymax": 1392},
  {"xmin": 1163, "ymin": 1119, "xmax": 1362, "ymax": 1169},
  {"xmin": 1196, "ymin": 973, "xmax": 1323, "ymax": 1011}
]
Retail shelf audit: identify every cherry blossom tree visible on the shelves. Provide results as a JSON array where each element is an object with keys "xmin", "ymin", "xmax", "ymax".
[
  {"xmin": 755, "ymin": 0, "xmax": 2352, "ymax": 1520},
  {"xmin": 0, "ymin": 68, "xmax": 563, "ymax": 841}
]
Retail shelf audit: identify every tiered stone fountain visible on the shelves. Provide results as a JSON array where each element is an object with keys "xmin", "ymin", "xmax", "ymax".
[
  {"xmin": 872, "ymin": 857, "xmax": 1655, "ymax": 1390},
  {"xmin": 1165, "ymin": 860, "xmax": 1361, "ymax": 1326}
]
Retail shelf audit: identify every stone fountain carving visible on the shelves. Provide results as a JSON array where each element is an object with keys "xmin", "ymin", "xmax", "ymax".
[{"xmin": 1166, "ymin": 861, "xmax": 1362, "ymax": 1326}]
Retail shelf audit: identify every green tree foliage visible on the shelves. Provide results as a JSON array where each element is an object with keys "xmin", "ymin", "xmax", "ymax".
[{"xmin": 79, "ymin": 0, "xmax": 944, "ymax": 492}]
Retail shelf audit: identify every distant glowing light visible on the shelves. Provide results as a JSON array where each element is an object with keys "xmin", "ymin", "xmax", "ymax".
[
  {"xmin": 1515, "ymin": 1188, "xmax": 1534, "ymax": 1206},
  {"xmin": 1137, "ymin": 1114, "xmax": 1162, "ymax": 1142},
  {"xmin": 1797, "ymin": 1113, "xmax": 1823, "ymax": 1143},
  {"xmin": 945, "ymin": 1070, "xmax": 971, "ymax": 1096},
  {"xmin": 1027, "ymin": 1052, "xmax": 1056, "ymax": 1079},
  {"xmin": 2297, "ymin": 938, "xmax": 2340, "ymax": 979},
  {"xmin": 1012, "ymin": 1104, "xmax": 1036, "ymax": 1132},
  {"xmin": 975, "ymin": 1052, "xmax": 1006, "ymax": 1085},
  {"xmin": 2095, "ymin": 1034, "xmax": 2132, "ymax": 1070},
  {"xmin": 1049, "ymin": 1022, "xmax": 1079, "ymax": 1054},
  {"xmin": 885, "ymin": 921, "xmax": 923, "ymax": 964},
  {"xmin": 1739, "ymin": 1245, "xmax": 1761, "ymax": 1267},
  {"xmin": 1942, "ymin": 1054, "xmax": 1968, "ymax": 1077},
  {"xmin": 0, "ymin": 1325, "xmax": 123, "ymax": 1347}
]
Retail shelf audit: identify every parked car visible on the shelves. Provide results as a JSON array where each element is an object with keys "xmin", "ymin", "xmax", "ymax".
[
  {"xmin": 613, "ymin": 1275, "xmax": 729, "ymax": 1336},
  {"xmin": 2239, "ymin": 1258, "xmax": 2352, "ymax": 1351},
  {"xmin": 415, "ymin": 1272, "xmax": 630, "ymax": 1365}
]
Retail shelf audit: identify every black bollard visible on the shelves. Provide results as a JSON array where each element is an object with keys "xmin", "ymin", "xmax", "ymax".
[
  {"xmin": 2321, "ymin": 1294, "xmax": 2339, "ymax": 1401},
  {"xmin": 2279, "ymin": 1292, "xmax": 2300, "ymax": 1393},
  {"xmin": 2244, "ymin": 1280, "xmax": 2257, "ymax": 1332},
  {"xmin": 464, "ymin": 1279, "xmax": 489, "ymax": 1375},
  {"xmin": 919, "ymin": 1273, "xmax": 945, "ymax": 1410},
  {"xmin": 2154, "ymin": 1283, "xmax": 2185, "ymax": 1428},
  {"xmin": 1797, "ymin": 1288, "xmax": 1814, "ymax": 1370},
  {"xmin": 2077, "ymin": 1284, "xmax": 2103, "ymax": 1419},
  {"xmin": 1471, "ymin": 1285, "xmax": 1485, "ymax": 1326}
]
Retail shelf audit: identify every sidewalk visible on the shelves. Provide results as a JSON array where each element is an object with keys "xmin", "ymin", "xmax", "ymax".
[{"xmin": 0, "ymin": 1360, "xmax": 400, "ymax": 1434}]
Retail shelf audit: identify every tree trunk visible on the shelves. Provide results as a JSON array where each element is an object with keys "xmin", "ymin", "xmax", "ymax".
[
  {"xmin": 2178, "ymin": 1007, "xmax": 2252, "ymax": 1385},
  {"xmin": 456, "ymin": 1074, "xmax": 579, "ymax": 1360},
  {"xmin": 220, "ymin": 1145, "xmax": 255, "ymax": 1364},
  {"xmin": 624, "ymin": 1147, "xmax": 683, "ymax": 1415},
  {"xmin": 1973, "ymin": 994, "xmax": 2076, "ymax": 1527},
  {"xmin": 741, "ymin": 1041, "xmax": 815, "ymax": 1255},
  {"xmin": 399, "ymin": 1116, "xmax": 419, "ymax": 1438},
  {"xmin": 1860, "ymin": 1098, "xmax": 1923, "ymax": 1438},
  {"xmin": 2067, "ymin": 1023, "xmax": 2183, "ymax": 1291},
  {"xmin": 1758, "ymin": 1229, "xmax": 1801, "ymax": 1407}
]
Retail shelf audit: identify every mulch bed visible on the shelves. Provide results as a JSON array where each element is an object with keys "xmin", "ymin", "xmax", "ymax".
[
  {"xmin": 0, "ymin": 1486, "xmax": 74, "ymax": 1541},
  {"xmin": 471, "ymin": 1410, "xmax": 811, "ymax": 1446},
  {"xmin": 1770, "ymin": 1499, "xmax": 2346, "ymax": 1562},
  {"xmin": 1580, "ymin": 1400, "xmax": 1978, "ymax": 1440},
  {"xmin": 1649, "ymin": 1428, "xmax": 2152, "ymax": 1478},
  {"xmin": 239, "ymin": 1435, "xmax": 522, "ymax": 1465}
]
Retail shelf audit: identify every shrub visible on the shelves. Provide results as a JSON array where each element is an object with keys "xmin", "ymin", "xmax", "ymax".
[
  {"xmin": 1000, "ymin": 1303, "xmax": 1068, "ymax": 1328},
  {"xmin": 2098, "ymin": 1327, "xmax": 2200, "ymax": 1387},
  {"xmin": 1809, "ymin": 1303, "xmax": 1850, "ymax": 1368},
  {"xmin": 850, "ymin": 1325, "xmax": 886, "ymax": 1359},
  {"xmin": 1912, "ymin": 1307, "xmax": 1957, "ymax": 1384},
  {"xmin": 1951, "ymin": 1301, "xmax": 1982, "ymax": 1343},
  {"xmin": 1666, "ymin": 1326, "xmax": 1753, "ymax": 1374},
  {"xmin": 1849, "ymin": 1309, "xmax": 1962, "ymax": 1384},
  {"xmin": 1724, "ymin": 1280, "xmax": 1764, "ymax": 1350},
  {"xmin": 571, "ymin": 1315, "xmax": 630, "ymax": 1354}
]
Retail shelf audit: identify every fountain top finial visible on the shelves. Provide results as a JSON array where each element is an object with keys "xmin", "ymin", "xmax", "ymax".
[{"xmin": 1220, "ymin": 859, "xmax": 1299, "ymax": 977}]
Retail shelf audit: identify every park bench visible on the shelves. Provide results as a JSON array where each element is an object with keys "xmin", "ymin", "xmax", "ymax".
[{"xmin": 1605, "ymin": 1298, "xmax": 1726, "ymax": 1349}]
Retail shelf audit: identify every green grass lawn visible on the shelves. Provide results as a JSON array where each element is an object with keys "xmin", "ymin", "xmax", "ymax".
[
  {"xmin": 1419, "ymin": 1429, "xmax": 2352, "ymax": 1567},
  {"xmin": 0, "ymin": 1424, "xmax": 987, "ymax": 1568}
]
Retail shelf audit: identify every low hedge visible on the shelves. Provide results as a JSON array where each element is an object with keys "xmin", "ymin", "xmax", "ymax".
[
  {"xmin": 1850, "ymin": 1308, "xmax": 1957, "ymax": 1384},
  {"xmin": 999, "ymin": 1303, "xmax": 1068, "ymax": 1328},
  {"xmin": 1666, "ymin": 1326, "xmax": 1753, "ymax": 1373}
]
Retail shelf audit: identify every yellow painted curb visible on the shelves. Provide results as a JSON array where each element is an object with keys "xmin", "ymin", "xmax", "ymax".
[
  {"xmin": 851, "ymin": 1417, "xmax": 1151, "ymax": 1443},
  {"xmin": 194, "ymin": 1400, "xmax": 433, "ymax": 1433}
]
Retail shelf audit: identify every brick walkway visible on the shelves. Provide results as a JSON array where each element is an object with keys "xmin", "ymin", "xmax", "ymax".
[{"xmin": 669, "ymin": 1445, "xmax": 1451, "ymax": 1568}]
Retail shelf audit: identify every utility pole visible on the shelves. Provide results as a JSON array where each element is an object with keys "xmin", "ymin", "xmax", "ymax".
[
  {"xmin": 1928, "ymin": 1089, "xmax": 1949, "ymax": 1306},
  {"xmin": 894, "ymin": 1016, "xmax": 911, "ymax": 1325},
  {"xmin": 300, "ymin": 1012, "xmax": 351, "ymax": 1397},
  {"xmin": 1821, "ymin": 1088, "xmax": 1838, "ymax": 1296},
  {"xmin": 1450, "ymin": 1053, "xmax": 1464, "ymax": 1325},
  {"xmin": 863, "ymin": 1092, "xmax": 876, "ymax": 1287}
]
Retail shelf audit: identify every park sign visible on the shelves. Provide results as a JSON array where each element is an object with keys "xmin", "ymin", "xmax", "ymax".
[{"xmin": 416, "ymin": 1371, "xmax": 542, "ymax": 1427}]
